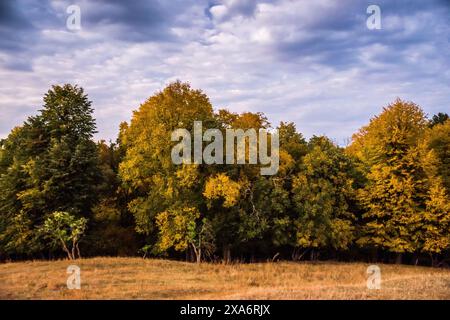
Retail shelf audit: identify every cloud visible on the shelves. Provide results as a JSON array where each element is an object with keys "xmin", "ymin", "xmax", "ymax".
[
  {"xmin": 0, "ymin": 0, "xmax": 449, "ymax": 145},
  {"xmin": 0, "ymin": 0, "xmax": 36, "ymax": 72},
  {"xmin": 208, "ymin": 0, "xmax": 261, "ymax": 21},
  {"xmin": 62, "ymin": 0, "xmax": 184, "ymax": 42}
]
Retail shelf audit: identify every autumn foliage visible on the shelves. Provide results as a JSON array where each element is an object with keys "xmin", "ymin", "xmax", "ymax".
[{"xmin": 0, "ymin": 82, "xmax": 449, "ymax": 266}]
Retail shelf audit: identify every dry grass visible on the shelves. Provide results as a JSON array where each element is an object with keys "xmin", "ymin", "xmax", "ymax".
[{"xmin": 1, "ymin": 257, "xmax": 449, "ymax": 299}]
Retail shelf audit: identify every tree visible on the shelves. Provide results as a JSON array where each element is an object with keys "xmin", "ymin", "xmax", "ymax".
[
  {"xmin": 4, "ymin": 85, "xmax": 99, "ymax": 217},
  {"xmin": 270, "ymin": 122, "xmax": 308, "ymax": 259},
  {"xmin": 40, "ymin": 211, "xmax": 88, "ymax": 260},
  {"xmin": 418, "ymin": 120, "xmax": 450, "ymax": 264},
  {"xmin": 349, "ymin": 99, "xmax": 428, "ymax": 262},
  {"xmin": 203, "ymin": 173, "xmax": 242, "ymax": 208},
  {"xmin": 155, "ymin": 207, "xmax": 214, "ymax": 263},
  {"xmin": 5, "ymin": 79, "xmax": 450, "ymax": 266},
  {"xmin": 85, "ymin": 140, "xmax": 140, "ymax": 257},
  {"xmin": 420, "ymin": 119, "xmax": 450, "ymax": 192},
  {"xmin": 0, "ymin": 125, "xmax": 46, "ymax": 257},
  {"xmin": 0, "ymin": 84, "xmax": 100, "ymax": 258},
  {"xmin": 278, "ymin": 122, "xmax": 308, "ymax": 164},
  {"xmin": 203, "ymin": 172, "xmax": 244, "ymax": 262},
  {"xmin": 119, "ymin": 81, "xmax": 216, "ymax": 259},
  {"xmin": 420, "ymin": 179, "xmax": 450, "ymax": 265},
  {"xmin": 429, "ymin": 112, "xmax": 449, "ymax": 128},
  {"xmin": 292, "ymin": 136, "xmax": 356, "ymax": 260},
  {"xmin": 203, "ymin": 111, "xmax": 277, "ymax": 262},
  {"xmin": 36, "ymin": 84, "xmax": 100, "ymax": 216}
]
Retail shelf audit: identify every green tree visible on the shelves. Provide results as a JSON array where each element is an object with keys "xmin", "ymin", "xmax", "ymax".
[
  {"xmin": 85, "ymin": 140, "xmax": 140, "ymax": 256},
  {"xmin": 278, "ymin": 121, "xmax": 308, "ymax": 165},
  {"xmin": 40, "ymin": 211, "xmax": 88, "ymax": 260},
  {"xmin": 203, "ymin": 111, "xmax": 279, "ymax": 262},
  {"xmin": 292, "ymin": 136, "xmax": 356, "ymax": 260},
  {"xmin": 0, "ymin": 84, "xmax": 100, "ymax": 258},
  {"xmin": 155, "ymin": 206, "xmax": 215, "ymax": 263}
]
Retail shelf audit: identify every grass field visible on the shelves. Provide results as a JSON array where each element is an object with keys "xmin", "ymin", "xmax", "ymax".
[{"xmin": 1, "ymin": 257, "xmax": 450, "ymax": 299}]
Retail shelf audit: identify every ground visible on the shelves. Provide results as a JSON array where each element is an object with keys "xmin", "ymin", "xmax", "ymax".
[{"xmin": 1, "ymin": 257, "xmax": 450, "ymax": 299}]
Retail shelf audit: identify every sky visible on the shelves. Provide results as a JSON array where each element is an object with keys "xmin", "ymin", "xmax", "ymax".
[{"xmin": 0, "ymin": 0, "xmax": 449, "ymax": 145}]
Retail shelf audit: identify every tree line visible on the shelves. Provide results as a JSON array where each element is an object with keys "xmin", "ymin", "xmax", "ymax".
[{"xmin": 0, "ymin": 81, "xmax": 449, "ymax": 266}]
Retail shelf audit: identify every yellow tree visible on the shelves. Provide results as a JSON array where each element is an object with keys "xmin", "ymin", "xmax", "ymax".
[
  {"xmin": 420, "ymin": 179, "xmax": 450, "ymax": 265},
  {"xmin": 418, "ymin": 120, "xmax": 450, "ymax": 264},
  {"xmin": 420, "ymin": 119, "xmax": 450, "ymax": 192},
  {"xmin": 204, "ymin": 110, "xmax": 282, "ymax": 262},
  {"xmin": 119, "ymin": 81, "xmax": 216, "ymax": 260},
  {"xmin": 349, "ymin": 99, "xmax": 428, "ymax": 262}
]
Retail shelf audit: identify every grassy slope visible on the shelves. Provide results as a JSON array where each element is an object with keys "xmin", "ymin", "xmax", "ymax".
[{"xmin": 1, "ymin": 257, "xmax": 449, "ymax": 299}]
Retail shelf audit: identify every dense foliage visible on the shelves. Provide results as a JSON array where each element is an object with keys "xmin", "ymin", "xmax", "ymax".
[{"xmin": 1, "ymin": 82, "xmax": 449, "ymax": 266}]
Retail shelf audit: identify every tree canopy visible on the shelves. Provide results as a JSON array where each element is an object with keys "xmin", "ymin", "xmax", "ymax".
[{"xmin": 1, "ymin": 83, "xmax": 449, "ymax": 266}]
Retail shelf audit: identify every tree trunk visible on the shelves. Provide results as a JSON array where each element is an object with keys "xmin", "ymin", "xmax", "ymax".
[
  {"xmin": 60, "ymin": 238, "xmax": 73, "ymax": 260},
  {"xmin": 310, "ymin": 249, "xmax": 315, "ymax": 261},
  {"xmin": 191, "ymin": 243, "xmax": 201, "ymax": 264},
  {"xmin": 76, "ymin": 242, "xmax": 81, "ymax": 259},
  {"xmin": 291, "ymin": 248, "xmax": 299, "ymax": 261},
  {"xmin": 189, "ymin": 246, "xmax": 195, "ymax": 262},
  {"xmin": 272, "ymin": 252, "xmax": 280, "ymax": 262},
  {"xmin": 223, "ymin": 245, "xmax": 231, "ymax": 264},
  {"xmin": 197, "ymin": 247, "xmax": 201, "ymax": 264},
  {"xmin": 413, "ymin": 252, "xmax": 419, "ymax": 266},
  {"xmin": 370, "ymin": 248, "xmax": 378, "ymax": 263},
  {"xmin": 292, "ymin": 248, "xmax": 309, "ymax": 261},
  {"xmin": 430, "ymin": 254, "xmax": 436, "ymax": 267},
  {"xmin": 395, "ymin": 252, "xmax": 402, "ymax": 264}
]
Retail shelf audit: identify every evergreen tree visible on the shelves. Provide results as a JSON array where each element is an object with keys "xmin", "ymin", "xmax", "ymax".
[{"xmin": 0, "ymin": 84, "xmax": 100, "ymax": 258}]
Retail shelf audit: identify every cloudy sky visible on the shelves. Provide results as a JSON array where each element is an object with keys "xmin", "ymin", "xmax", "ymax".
[{"xmin": 0, "ymin": 0, "xmax": 449, "ymax": 144}]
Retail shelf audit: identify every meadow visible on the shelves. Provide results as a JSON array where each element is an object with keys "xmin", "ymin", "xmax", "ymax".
[{"xmin": 1, "ymin": 257, "xmax": 449, "ymax": 300}]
